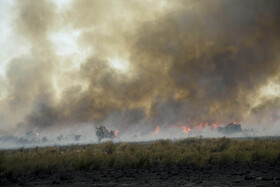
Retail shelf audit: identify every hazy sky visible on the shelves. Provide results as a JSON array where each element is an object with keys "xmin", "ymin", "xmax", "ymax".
[{"xmin": 0, "ymin": 0, "xmax": 74, "ymax": 76}]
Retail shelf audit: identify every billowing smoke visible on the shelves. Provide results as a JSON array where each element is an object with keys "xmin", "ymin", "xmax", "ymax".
[{"xmin": 0, "ymin": 0, "xmax": 280, "ymax": 138}]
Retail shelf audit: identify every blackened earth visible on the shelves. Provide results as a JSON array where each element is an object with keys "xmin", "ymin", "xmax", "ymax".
[{"xmin": 1, "ymin": 163, "xmax": 280, "ymax": 186}]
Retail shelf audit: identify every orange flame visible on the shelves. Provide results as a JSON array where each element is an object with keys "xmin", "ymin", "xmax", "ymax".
[
  {"xmin": 269, "ymin": 116, "xmax": 275, "ymax": 126},
  {"xmin": 194, "ymin": 122, "xmax": 219, "ymax": 131},
  {"xmin": 197, "ymin": 123, "xmax": 203, "ymax": 131},
  {"xmin": 204, "ymin": 122, "xmax": 209, "ymax": 127},
  {"xmin": 182, "ymin": 126, "xmax": 191, "ymax": 134},
  {"xmin": 114, "ymin": 130, "xmax": 119, "ymax": 136},
  {"xmin": 154, "ymin": 125, "xmax": 160, "ymax": 135},
  {"xmin": 211, "ymin": 122, "xmax": 218, "ymax": 129}
]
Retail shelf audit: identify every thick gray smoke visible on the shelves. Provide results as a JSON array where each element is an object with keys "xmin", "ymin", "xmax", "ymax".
[{"xmin": 0, "ymin": 0, "xmax": 280, "ymax": 140}]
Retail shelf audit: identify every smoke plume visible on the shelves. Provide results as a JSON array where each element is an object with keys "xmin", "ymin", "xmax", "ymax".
[{"xmin": 0, "ymin": 0, "xmax": 280, "ymax": 135}]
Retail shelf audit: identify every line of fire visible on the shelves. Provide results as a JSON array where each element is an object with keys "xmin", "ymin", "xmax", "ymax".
[{"xmin": 0, "ymin": 121, "xmax": 256, "ymax": 148}]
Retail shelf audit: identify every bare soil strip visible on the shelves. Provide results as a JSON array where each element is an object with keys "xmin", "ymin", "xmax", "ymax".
[{"xmin": 1, "ymin": 163, "xmax": 279, "ymax": 186}]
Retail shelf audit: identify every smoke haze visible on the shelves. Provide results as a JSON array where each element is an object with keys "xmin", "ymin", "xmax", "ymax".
[{"xmin": 0, "ymin": 0, "xmax": 280, "ymax": 141}]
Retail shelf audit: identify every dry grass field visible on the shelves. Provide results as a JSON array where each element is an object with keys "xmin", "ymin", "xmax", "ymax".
[{"xmin": 1, "ymin": 137, "xmax": 280, "ymax": 186}]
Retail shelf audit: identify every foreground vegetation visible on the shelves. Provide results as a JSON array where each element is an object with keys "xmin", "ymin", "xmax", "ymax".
[{"xmin": 0, "ymin": 137, "xmax": 280, "ymax": 177}]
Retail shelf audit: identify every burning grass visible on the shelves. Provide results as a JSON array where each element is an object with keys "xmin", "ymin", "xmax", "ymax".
[{"xmin": 0, "ymin": 137, "xmax": 280, "ymax": 178}]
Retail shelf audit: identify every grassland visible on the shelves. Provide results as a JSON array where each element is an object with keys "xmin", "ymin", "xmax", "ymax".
[{"xmin": 0, "ymin": 137, "xmax": 280, "ymax": 178}]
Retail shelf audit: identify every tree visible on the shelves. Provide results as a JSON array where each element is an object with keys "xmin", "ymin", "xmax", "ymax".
[{"xmin": 96, "ymin": 125, "xmax": 117, "ymax": 142}]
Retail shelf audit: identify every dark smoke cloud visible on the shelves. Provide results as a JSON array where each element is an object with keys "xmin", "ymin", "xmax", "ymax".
[
  {"xmin": 0, "ymin": 0, "xmax": 57, "ymax": 130},
  {"xmin": 0, "ymin": 0, "xmax": 280, "ymax": 134}
]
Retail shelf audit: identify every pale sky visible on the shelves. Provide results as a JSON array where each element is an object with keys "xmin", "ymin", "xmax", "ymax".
[
  {"xmin": 0, "ymin": 0, "xmax": 24, "ymax": 76},
  {"xmin": 0, "ymin": 0, "xmax": 132, "ymax": 77}
]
